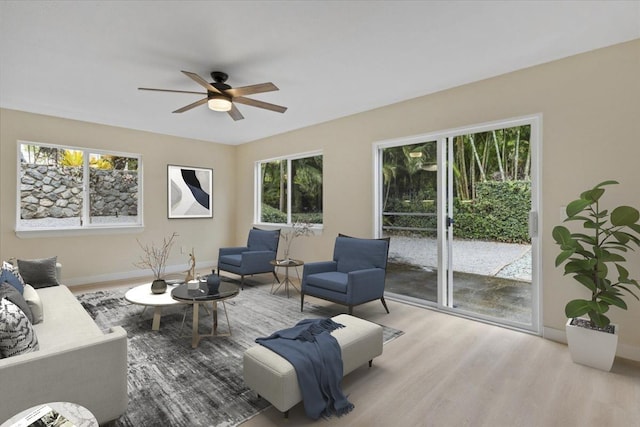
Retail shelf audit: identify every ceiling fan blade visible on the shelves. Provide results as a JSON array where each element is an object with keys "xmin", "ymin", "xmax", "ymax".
[
  {"xmin": 233, "ymin": 97, "xmax": 287, "ymax": 114},
  {"xmin": 181, "ymin": 71, "xmax": 221, "ymax": 94},
  {"xmin": 172, "ymin": 97, "xmax": 208, "ymax": 113},
  {"xmin": 138, "ymin": 87, "xmax": 206, "ymax": 95},
  {"xmin": 225, "ymin": 82, "xmax": 279, "ymax": 97},
  {"xmin": 227, "ymin": 104, "xmax": 244, "ymax": 121}
]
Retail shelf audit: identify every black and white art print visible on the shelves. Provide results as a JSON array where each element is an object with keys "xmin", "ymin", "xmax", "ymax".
[{"xmin": 167, "ymin": 165, "xmax": 213, "ymax": 219}]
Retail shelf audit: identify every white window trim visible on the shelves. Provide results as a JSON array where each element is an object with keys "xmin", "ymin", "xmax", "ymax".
[{"xmin": 15, "ymin": 140, "xmax": 144, "ymax": 236}]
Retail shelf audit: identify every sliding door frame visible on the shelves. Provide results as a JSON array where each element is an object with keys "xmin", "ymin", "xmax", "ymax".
[{"xmin": 373, "ymin": 114, "xmax": 542, "ymax": 334}]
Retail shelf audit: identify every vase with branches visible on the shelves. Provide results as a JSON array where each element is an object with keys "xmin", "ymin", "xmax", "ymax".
[
  {"xmin": 134, "ymin": 232, "xmax": 178, "ymax": 294},
  {"xmin": 280, "ymin": 222, "xmax": 313, "ymax": 261}
]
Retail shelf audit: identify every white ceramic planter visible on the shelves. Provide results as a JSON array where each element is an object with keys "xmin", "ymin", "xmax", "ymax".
[{"xmin": 565, "ymin": 318, "xmax": 618, "ymax": 371}]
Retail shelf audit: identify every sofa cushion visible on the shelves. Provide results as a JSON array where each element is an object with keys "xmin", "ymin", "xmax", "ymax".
[
  {"xmin": 0, "ymin": 283, "xmax": 33, "ymax": 323},
  {"xmin": 1, "ymin": 261, "xmax": 25, "ymax": 294},
  {"xmin": 17, "ymin": 257, "xmax": 59, "ymax": 289},
  {"xmin": 32, "ymin": 286, "xmax": 102, "ymax": 349},
  {"xmin": 0, "ymin": 297, "xmax": 39, "ymax": 358},
  {"xmin": 23, "ymin": 284, "xmax": 43, "ymax": 324}
]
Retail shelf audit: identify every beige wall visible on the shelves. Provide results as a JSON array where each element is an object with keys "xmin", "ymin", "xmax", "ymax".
[
  {"xmin": 237, "ymin": 40, "xmax": 640, "ymax": 356},
  {"xmin": 1, "ymin": 40, "xmax": 638, "ymax": 357},
  {"xmin": 0, "ymin": 109, "xmax": 236, "ymax": 283}
]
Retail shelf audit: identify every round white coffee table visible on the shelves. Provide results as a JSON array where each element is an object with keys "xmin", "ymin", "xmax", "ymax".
[
  {"xmin": 1, "ymin": 401, "xmax": 97, "ymax": 427},
  {"xmin": 124, "ymin": 282, "xmax": 184, "ymax": 331}
]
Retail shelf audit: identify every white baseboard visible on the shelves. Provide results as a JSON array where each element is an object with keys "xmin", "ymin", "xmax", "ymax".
[
  {"xmin": 63, "ymin": 261, "xmax": 217, "ymax": 287},
  {"xmin": 543, "ymin": 325, "xmax": 640, "ymax": 362}
]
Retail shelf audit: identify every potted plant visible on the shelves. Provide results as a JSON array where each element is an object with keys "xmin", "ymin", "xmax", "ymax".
[
  {"xmin": 134, "ymin": 232, "xmax": 178, "ymax": 294},
  {"xmin": 552, "ymin": 180, "xmax": 640, "ymax": 371}
]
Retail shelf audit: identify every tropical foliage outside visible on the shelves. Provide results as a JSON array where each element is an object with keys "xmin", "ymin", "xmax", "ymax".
[
  {"xmin": 22, "ymin": 145, "xmax": 138, "ymax": 171},
  {"xmin": 383, "ymin": 125, "xmax": 531, "ymax": 244},
  {"xmin": 260, "ymin": 155, "xmax": 323, "ymax": 224}
]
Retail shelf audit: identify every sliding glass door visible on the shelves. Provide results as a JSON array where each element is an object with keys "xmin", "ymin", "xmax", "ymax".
[
  {"xmin": 376, "ymin": 116, "xmax": 540, "ymax": 333},
  {"xmin": 380, "ymin": 140, "xmax": 439, "ymax": 304}
]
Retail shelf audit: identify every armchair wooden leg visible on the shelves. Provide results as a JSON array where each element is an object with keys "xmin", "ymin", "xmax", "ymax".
[
  {"xmin": 272, "ymin": 270, "xmax": 280, "ymax": 283},
  {"xmin": 348, "ymin": 305, "xmax": 353, "ymax": 315},
  {"xmin": 300, "ymin": 293, "xmax": 305, "ymax": 312},
  {"xmin": 380, "ymin": 296, "xmax": 390, "ymax": 314},
  {"xmin": 240, "ymin": 275, "xmax": 244, "ymax": 290}
]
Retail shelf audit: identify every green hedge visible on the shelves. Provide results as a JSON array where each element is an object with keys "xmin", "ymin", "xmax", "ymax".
[
  {"xmin": 260, "ymin": 204, "xmax": 287, "ymax": 223},
  {"xmin": 455, "ymin": 181, "xmax": 531, "ymax": 243},
  {"xmin": 384, "ymin": 181, "xmax": 531, "ymax": 243},
  {"xmin": 260, "ymin": 204, "xmax": 323, "ymax": 224}
]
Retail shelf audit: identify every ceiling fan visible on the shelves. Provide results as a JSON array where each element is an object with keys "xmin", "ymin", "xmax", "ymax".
[{"xmin": 138, "ymin": 71, "xmax": 287, "ymax": 121}]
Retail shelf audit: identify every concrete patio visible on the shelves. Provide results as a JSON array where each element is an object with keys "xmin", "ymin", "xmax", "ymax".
[{"xmin": 385, "ymin": 236, "xmax": 533, "ymax": 324}]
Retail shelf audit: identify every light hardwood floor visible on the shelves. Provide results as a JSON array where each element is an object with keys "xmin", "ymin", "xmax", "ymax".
[
  {"xmin": 73, "ymin": 275, "xmax": 640, "ymax": 427},
  {"xmin": 239, "ymin": 293, "xmax": 640, "ymax": 427}
]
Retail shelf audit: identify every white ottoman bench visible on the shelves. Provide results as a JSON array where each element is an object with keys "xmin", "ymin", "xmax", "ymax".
[{"xmin": 243, "ymin": 314, "xmax": 383, "ymax": 417}]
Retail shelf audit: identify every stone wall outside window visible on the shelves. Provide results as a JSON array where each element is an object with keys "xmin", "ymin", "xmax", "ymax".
[{"xmin": 20, "ymin": 164, "xmax": 138, "ymax": 219}]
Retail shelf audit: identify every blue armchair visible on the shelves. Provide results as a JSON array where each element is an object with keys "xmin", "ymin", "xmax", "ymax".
[
  {"xmin": 301, "ymin": 235, "xmax": 390, "ymax": 315},
  {"xmin": 217, "ymin": 228, "xmax": 280, "ymax": 289}
]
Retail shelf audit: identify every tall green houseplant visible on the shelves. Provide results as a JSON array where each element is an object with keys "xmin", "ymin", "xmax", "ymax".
[{"xmin": 552, "ymin": 180, "xmax": 640, "ymax": 328}]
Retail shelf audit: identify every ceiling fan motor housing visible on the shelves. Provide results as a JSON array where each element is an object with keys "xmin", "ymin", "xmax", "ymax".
[{"xmin": 211, "ymin": 71, "xmax": 229, "ymax": 83}]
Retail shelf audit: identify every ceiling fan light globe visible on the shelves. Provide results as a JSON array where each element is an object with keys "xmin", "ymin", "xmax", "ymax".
[{"xmin": 208, "ymin": 96, "xmax": 232, "ymax": 112}]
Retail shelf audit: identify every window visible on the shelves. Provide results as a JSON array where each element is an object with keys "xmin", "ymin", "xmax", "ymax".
[
  {"xmin": 256, "ymin": 152, "xmax": 323, "ymax": 225},
  {"xmin": 17, "ymin": 141, "xmax": 142, "ymax": 232}
]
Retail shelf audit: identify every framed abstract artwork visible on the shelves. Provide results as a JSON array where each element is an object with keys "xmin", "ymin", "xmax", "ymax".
[{"xmin": 167, "ymin": 165, "xmax": 213, "ymax": 219}]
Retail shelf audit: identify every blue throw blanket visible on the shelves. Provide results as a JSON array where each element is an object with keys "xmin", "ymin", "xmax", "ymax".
[{"xmin": 256, "ymin": 318, "xmax": 354, "ymax": 420}]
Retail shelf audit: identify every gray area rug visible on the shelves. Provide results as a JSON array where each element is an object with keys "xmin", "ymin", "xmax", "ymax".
[{"xmin": 77, "ymin": 281, "xmax": 403, "ymax": 427}]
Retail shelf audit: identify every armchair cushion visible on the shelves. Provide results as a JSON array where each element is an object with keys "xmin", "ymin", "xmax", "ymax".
[
  {"xmin": 305, "ymin": 272, "xmax": 348, "ymax": 293},
  {"xmin": 248, "ymin": 229, "xmax": 280, "ymax": 252},
  {"xmin": 219, "ymin": 246, "xmax": 249, "ymax": 257},
  {"xmin": 219, "ymin": 254, "xmax": 243, "ymax": 267},
  {"xmin": 334, "ymin": 237, "xmax": 388, "ymax": 273},
  {"xmin": 303, "ymin": 261, "xmax": 338, "ymax": 276}
]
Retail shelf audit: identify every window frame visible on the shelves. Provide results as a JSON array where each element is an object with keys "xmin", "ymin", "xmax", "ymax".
[
  {"xmin": 15, "ymin": 140, "xmax": 144, "ymax": 237},
  {"xmin": 254, "ymin": 150, "xmax": 323, "ymax": 227}
]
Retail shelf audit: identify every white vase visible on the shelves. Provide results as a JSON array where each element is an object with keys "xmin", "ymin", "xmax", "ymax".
[{"xmin": 565, "ymin": 318, "xmax": 618, "ymax": 371}]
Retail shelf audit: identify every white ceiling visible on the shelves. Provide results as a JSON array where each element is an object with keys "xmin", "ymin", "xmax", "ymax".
[{"xmin": 1, "ymin": 1, "xmax": 639, "ymax": 145}]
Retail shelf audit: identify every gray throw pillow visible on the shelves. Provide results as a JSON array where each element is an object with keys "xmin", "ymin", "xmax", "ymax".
[
  {"xmin": 0, "ymin": 283, "xmax": 33, "ymax": 323},
  {"xmin": 0, "ymin": 297, "xmax": 39, "ymax": 358},
  {"xmin": 17, "ymin": 256, "xmax": 59, "ymax": 289}
]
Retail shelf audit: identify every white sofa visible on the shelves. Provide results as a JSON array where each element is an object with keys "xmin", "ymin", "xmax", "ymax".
[{"xmin": 0, "ymin": 270, "xmax": 128, "ymax": 425}]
